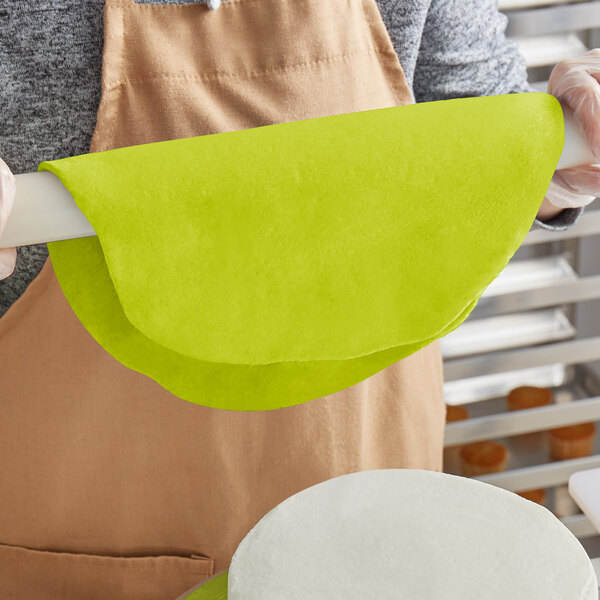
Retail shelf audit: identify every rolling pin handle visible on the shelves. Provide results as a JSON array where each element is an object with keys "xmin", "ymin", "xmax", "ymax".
[
  {"xmin": 0, "ymin": 171, "xmax": 95, "ymax": 249},
  {"xmin": 557, "ymin": 103, "xmax": 597, "ymax": 171}
]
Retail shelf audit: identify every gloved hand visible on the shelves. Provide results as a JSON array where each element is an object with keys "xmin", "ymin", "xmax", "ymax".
[
  {"xmin": 0, "ymin": 157, "xmax": 17, "ymax": 279},
  {"xmin": 546, "ymin": 49, "xmax": 600, "ymax": 209}
]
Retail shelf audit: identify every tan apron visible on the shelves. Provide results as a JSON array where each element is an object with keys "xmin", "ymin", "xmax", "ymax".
[{"xmin": 0, "ymin": 0, "xmax": 445, "ymax": 598}]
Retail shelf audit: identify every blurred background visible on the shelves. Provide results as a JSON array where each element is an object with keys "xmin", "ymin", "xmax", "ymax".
[{"xmin": 442, "ymin": 0, "xmax": 600, "ymax": 566}]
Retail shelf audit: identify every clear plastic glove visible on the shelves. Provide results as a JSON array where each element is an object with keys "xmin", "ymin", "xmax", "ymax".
[
  {"xmin": 0, "ymin": 157, "xmax": 17, "ymax": 279},
  {"xmin": 546, "ymin": 49, "xmax": 600, "ymax": 209}
]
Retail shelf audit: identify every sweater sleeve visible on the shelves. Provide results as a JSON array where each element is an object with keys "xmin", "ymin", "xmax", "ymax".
[{"xmin": 412, "ymin": 0, "xmax": 585, "ymax": 232}]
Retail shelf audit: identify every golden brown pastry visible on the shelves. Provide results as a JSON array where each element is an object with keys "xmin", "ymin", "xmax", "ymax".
[
  {"xmin": 460, "ymin": 441, "xmax": 509, "ymax": 477},
  {"xmin": 549, "ymin": 423, "xmax": 596, "ymax": 460}
]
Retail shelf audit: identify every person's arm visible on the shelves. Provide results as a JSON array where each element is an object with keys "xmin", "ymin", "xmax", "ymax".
[{"xmin": 412, "ymin": 0, "xmax": 586, "ymax": 231}]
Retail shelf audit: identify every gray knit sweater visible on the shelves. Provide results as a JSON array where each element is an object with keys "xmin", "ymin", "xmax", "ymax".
[{"xmin": 0, "ymin": 0, "xmax": 584, "ymax": 316}]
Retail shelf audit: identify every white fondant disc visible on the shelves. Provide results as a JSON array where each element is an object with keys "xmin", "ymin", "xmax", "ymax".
[{"xmin": 229, "ymin": 469, "xmax": 597, "ymax": 600}]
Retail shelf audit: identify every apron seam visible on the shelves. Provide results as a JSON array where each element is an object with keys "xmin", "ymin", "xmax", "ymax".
[
  {"xmin": 358, "ymin": 0, "xmax": 413, "ymax": 106},
  {"xmin": 92, "ymin": 3, "xmax": 127, "ymax": 154},
  {"xmin": 102, "ymin": 47, "xmax": 397, "ymax": 91},
  {"xmin": 110, "ymin": 0, "xmax": 321, "ymax": 9},
  {"xmin": 120, "ymin": 3, "xmax": 126, "ymax": 85}
]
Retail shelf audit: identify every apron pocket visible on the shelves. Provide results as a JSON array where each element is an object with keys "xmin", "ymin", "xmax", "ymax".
[{"xmin": 0, "ymin": 542, "xmax": 214, "ymax": 600}]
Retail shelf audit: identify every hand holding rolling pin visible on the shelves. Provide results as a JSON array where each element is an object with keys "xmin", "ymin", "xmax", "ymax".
[
  {"xmin": 546, "ymin": 48, "xmax": 600, "ymax": 210},
  {"xmin": 0, "ymin": 157, "xmax": 16, "ymax": 279}
]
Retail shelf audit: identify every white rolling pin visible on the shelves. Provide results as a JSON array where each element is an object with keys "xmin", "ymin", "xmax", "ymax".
[{"xmin": 0, "ymin": 104, "xmax": 596, "ymax": 249}]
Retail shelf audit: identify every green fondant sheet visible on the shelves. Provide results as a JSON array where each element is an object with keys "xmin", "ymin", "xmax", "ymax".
[
  {"xmin": 40, "ymin": 93, "xmax": 564, "ymax": 410},
  {"xmin": 182, "ymin": 572, "xmax": 228, "ymax": 600}
]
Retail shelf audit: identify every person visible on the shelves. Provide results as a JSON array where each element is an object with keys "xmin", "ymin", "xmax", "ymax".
[
  {"xmin": 2, "ymin": 4, "xmax": 599, "ymax": 291},
  {"xmin": 0, "ymin": 1, "xmax": 598, "ymax": 598}
]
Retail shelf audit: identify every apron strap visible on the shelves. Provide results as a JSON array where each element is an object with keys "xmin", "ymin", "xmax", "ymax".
[
  {"xmin": 104, "ymin": 0, "xmax": 221, "ymax": 10},
  {"xmin": 104, "ymin": 0, "xmax": 134, "ymax": 6}
]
